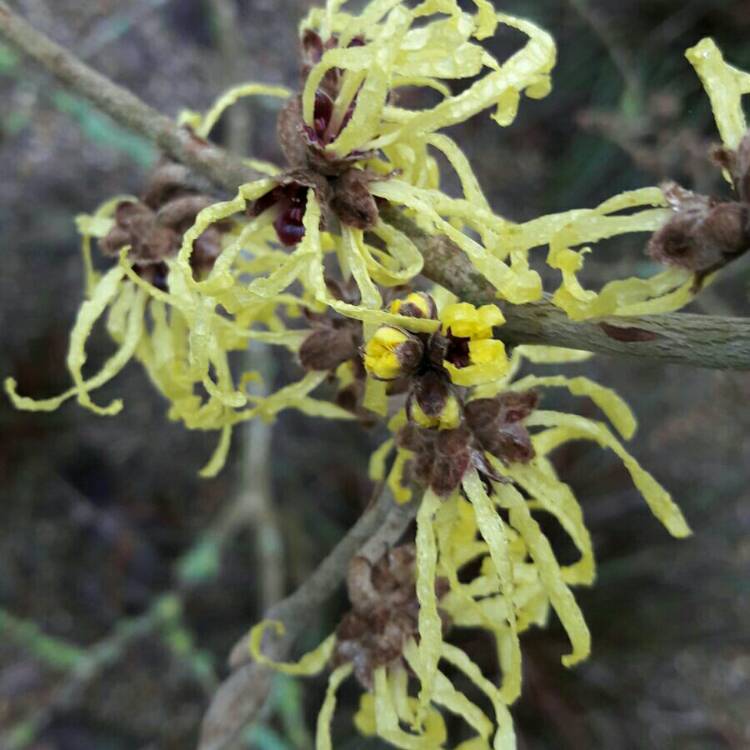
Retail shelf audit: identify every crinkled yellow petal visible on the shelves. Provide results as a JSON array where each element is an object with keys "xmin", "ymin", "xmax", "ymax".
[
  {"xmin": 294, "ymin": 396, "xmax": 357, "ymax": 421},
  {"xmin": 445, "ymin": 340, "xmax": 509, "ymax": 387},
  {"xmin": 548, "ymin": 207, "xmax": 699, "ymax": 318},
  {"xmin": 527, "ymin": 411, "xmax": 691, "ymax": 538},
  {"xmin": 245, "ymin": 371, "xmax": 354, "ymax": 424},
  {"xmin": 363, "ymin": 376, "xmax": 389, "ymax": 416},
  {"xmin": 199, "ymin": 424, "xmax": 233, "ymax": 478},
  {"xmin": 686, "ymin": 38, "xmax": 749, "ymax": 150},
  {"xmin": 339, "ymin": 0, "xmax": 402, "ymax": 44},
  {"xmin": 67, "ymin": 267, "xmax": 130, "ymax": 415},
  {"xmin": 196, "ymin": 83, "xmax": 291, "ymax": 138},
  {"xmin": 341, "ymin": 226, "xmax": 383, "ymax": 313},
  {"xmin": 371, "ymin": 180, "xmax": 541, "ymax": 303},
  {"xmin": 315, "ymin": 663, "xmax": 353, "ymax": 750},
  {"xmin": 436, "ymin": 494, "xmax": 487, "ymax": 569},
  {"xmin": 354, "ymin": 692, "xmax": 378, "ymax": 737},
  {"xmin": 369, "ymin": 13, "xmax": 555, "ymax": 148},
  {"xmin": 391, "ymin": 666, "xmax": 415, "ymax": 727},
  {"xmin": 415, "ymin": 489, "xmax": 443, "ymax": 716},
  {"xmin": 510, "ymin": 374, "xmax": 636, "ymax": 439},
  {"xmin": 355, "ymin": 666, "xmax": 446, "ymax": 743},
  {"xmin": 6, "ymin": 277, "xmax": 148, "ymax": 415},
  {"xmin": 248, "ymin": 620, "xmax": 335, "ymax": 676},
  {"xmin": 404, "ymin": 640, "xmax": 492, "ymax": 740},
  {"xmin": 388, "ymin": 448, "xmax": 414, "ymax": 505},
  {"xmin": 497, "ymin": 186, "xmax": 696, "ymax": 318},
  {"xmin": 495, "ymin": 482, "xmax": 591, "ymax": 667},
  {"xmin": 433, "ymin": 670, "xmax": 493, "ymax": 739},
  {"xmin": 428, "ymin": 134, "xmax": 490, "ymax": 209},
  {"xmin": 456, "ymin": 740, "xmax": 491, "ymax": 750},
  {"xmin": 176, "ymin": 190, "xmax": 252, "ymax": 285},
  {"xmin": 472, "ymin": 0, "xmax": 498, "ymax": 39},
  {"xmin": 435, "ymin": 501, "xmax": 496, "ymax": 638},
  {"xmin": 329, "ymin": 298, "xmax": 441, "ymax": 333},
  {"xmin": 396, "ymin": 19, "xmax": 485, "ymax": 80},
  {"xmin": 369, "ymin": 219, "xmax": 424, "ymax": 286},
  {"xmin": 292, "ymin": 193, "xmax": 436, "ymax": 333},
  {"xmin": 512, "ymin": 345, "xmax": 593, "ymax": 365},
  {"xmin": 392, "ymin": 76, "xmax": 452, "ymax": 97},
  {"xmin": 198, "ymin": 209, "xmax": 276, "ymax": 297},
  {"xmin": 373, "ymin": 667, "xmax": 445, "ymax": 750},
  {"xmin": 440, "ymin": 643, "xmax": 517, "ymax": 750},
  {"xmin": 369, "ymin": 438, "xmax": 395, "ymax": 481},
  {"xmin": 462, "ymin": 470, "xmax": 521, "ymax": 703},
  {"xmin": 316, "ymin": 8, "xmax": 413, "ymax": 157},
  {"xmin": 611, "ymin": 273, "xmax": 697, "ymax": 317},
  {"xmin": 242, "ymin": 157, "xmax": 282, "ymax": 177},
  {"xmin": 501, "ymin": 460, "xmax": 594, "ymax": 586}
]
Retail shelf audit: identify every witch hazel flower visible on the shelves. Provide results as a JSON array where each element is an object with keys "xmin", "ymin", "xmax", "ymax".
[
  {"xmin": 249, "ymin": 544, "xmax": 518, "ymax": 750},
  {"xmin": 359, "ymin": 291, "xmax": 691, "ymax": 740}
]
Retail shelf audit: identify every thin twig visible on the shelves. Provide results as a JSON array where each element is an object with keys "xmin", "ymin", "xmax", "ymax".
[
  {"xmin": 1, "ymin": 2, "xmax": 749, "ymax": 369},
  {"xmin": 0, "ymin": 2, "xmax": 262, "ymax": 189},
  {"xmin": 199, "ymin": 489, "xmax": 417, "ymax": 750},
  {"xmin": 0, "ymin": 594, "xmax": 211, "ymax": 750},
  {"xmin": 382, "ymin": 207, "xmax": 750, "ymax": 371}
]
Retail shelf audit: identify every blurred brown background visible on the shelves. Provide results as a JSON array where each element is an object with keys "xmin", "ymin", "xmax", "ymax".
[{"xmin": 1, "ymin": 1, "xmax": 749, "ymax": 748}]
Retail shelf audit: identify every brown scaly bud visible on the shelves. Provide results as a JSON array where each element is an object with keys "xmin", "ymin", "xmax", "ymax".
[
  {"xmin": 100, "ymin": 162, "xmax": 232, "ymax": 284},
  {"xmin": 464, "ymin": 391, "xmax": 539, "ymax": 465},
  {"xmin": 330, "ymin": 168, "xmax": 380, "ymax": 230},
  {"xmin": 100, "ymin": 201, "xmax": 179, "ymax": 264},
  {"xmin": 141, "ymin": 161, "xmax": 213, "ymax": 209},
  {"xmin": 711, "ymin": 130, "xmax": 750, "ymax": 202},
  {"xmin": 390, "ymin": 292, "xmax": 438, "ymax": 320},
  {"xmin": 154, "ymin": 195, "xmax": 214, "ymax": 233},
  {"xmin": 299, "ymin": 326, "xmax": 360, "ymax": 372},
  {"xmin": 648, "ymin": 181, "xmax": 750, "ymax": 289},
  {"xmin": 277, "ymin": 96, "xmax": 310, "ymax": 171},
  {"xmin": 398, "ymin": 423, "xmax": 473, "ymax": 496},
  {"xmin": 331, "ymin": 546, "xmax": 449, "ymax": 689}
]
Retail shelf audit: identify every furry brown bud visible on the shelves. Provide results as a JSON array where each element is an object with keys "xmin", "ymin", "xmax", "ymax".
[
  {"xmin": 711, "ymin": 130, "xmax": 750, "ymax": 202},
  {"xmin": 100, "ymin": 201, "xmax": 179, "ymax": 264},
  {"xmin": 465, "ymin": 391, "xmax": 539, "ymax": 464},
  {"xmin": 299, "ymin": 327, "xmax": 359, "ymax": 372},
  {"xmin": 332, "ymin": 546, "xmax": 449, "ymax": 688},
  {"xmin": 330, "ymin": 169, "xmax": 380, "ymax": 230},
  {"xmin": 277, "ymin": 97, "xmax": 309, "ymax": 170},
  {"xmin": 648, "ymin": 182, "xmax": 750, "ymax": 281}
]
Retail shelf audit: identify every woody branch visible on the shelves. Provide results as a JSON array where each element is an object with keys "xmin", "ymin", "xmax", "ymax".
[{"xmin": 1, "ymin": 2, "xmax": 748, "ymax": 370}]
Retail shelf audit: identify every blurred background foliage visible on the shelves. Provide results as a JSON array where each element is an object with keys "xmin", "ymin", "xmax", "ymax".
[{"xmin": 1, "ymin": 1, "xmax": 749, "ymax": 748}]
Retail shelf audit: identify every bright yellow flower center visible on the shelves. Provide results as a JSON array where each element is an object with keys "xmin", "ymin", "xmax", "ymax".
[
  {"xmin": 363, "ymin": 326, "xmax": 411, "ymax": 380},
  {"xmin": 390, "ymin": 292, "xmax": 434, "ymax": 319},
  {"xmin": 440, "ymin": 302, "xmax": 505, "ymax": 340},
  {"xmin": 444, "ymin": 339, "xmax": 509, "ymax": 387}
]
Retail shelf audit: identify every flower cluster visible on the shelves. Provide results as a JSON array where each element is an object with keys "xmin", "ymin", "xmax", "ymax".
[{"xmin": 5, "ymin": 0, "xmax": 750, "ymax": 747}]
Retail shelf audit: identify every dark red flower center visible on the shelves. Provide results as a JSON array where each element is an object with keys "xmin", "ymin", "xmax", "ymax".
[
  {"xmin": 445, "ymin": 335, "xmax": 471, "ymax": 368},
  {"xmin": 304, "ymin": 90, "xmax": 356, "ymax": 148},
  {"xmin": 253, "ymin": 183, "xmax": 309, "ymax": 247}
]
